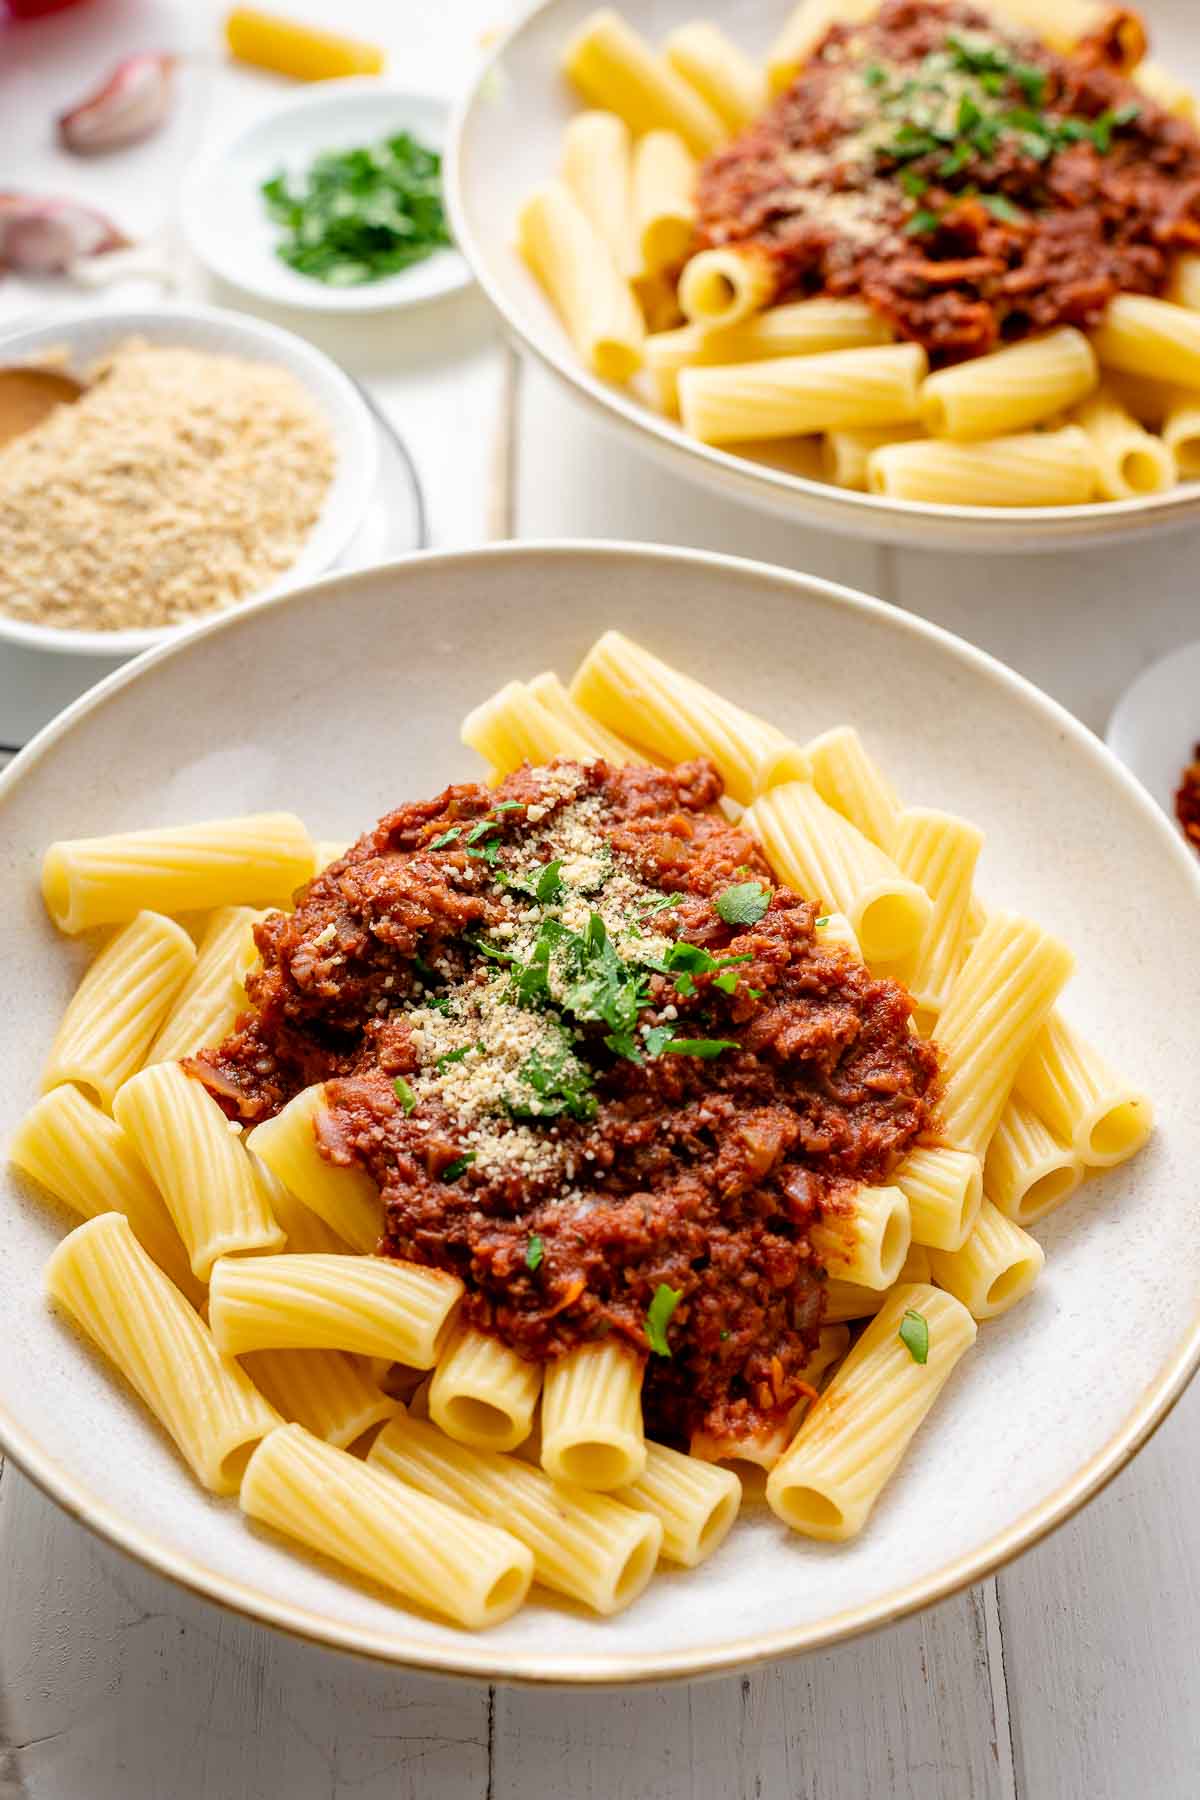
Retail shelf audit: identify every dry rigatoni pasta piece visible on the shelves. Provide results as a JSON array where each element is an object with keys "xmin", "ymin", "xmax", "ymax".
[
  {"xmin": 10, "ymin": 1083, "xmax": 202, "ymax": 1305},
  {"xmin": 677, "ymin": 244, "xmax": 777, "ymax": 328},
  {"xmin": 113, "ymin": 1062, "xmax": 284, "ymax": 1279},
  {"xmin": 747, "ymin": 782, "xmax": 931, "ymax": 963},
  {"xmin": 646, "ymin": 298, "xmax": 891, "ymax": 412},
  {"xmin": 1072, "ymin": 385, "xmax": 1175, "ymax": 499},
  {"xmin": 209, "ymin": 1252, "xmax": 462, "ymax": 1365},
  {"xmin": 811, "ymin": 1183, "xmax": 911, "ymax": 1289},
  {"xmin": 41, "ymin": 911, "xmax": 195, "ymax": 1109},
  {"xmin": 1133, "ymin": 61, "xmax": 1198, "ymax": 122},
  {"xmin": 990, "ymin": 0, "xmax": 1144, "ymax": 63},
  {"xmin": 690, "ymin": 1324, "xmax": 849, "ymax": 1471},
  {"xmin": 541, "ymin": 1339, "xmax": 646, "ymax": 1490},
  {"xmin": 42, "ymin": 813, "xmax": 314, "ymax": 935},
  {"xmin": 663, "ymin": 21, "xmax": 766, "ymax": 131},
  {"xmin": 241, "ymin": 1423, "xmax": 532, "ymax": 1629},
  {"xmin": 1159, "ymin": 388, "xmax": 1200, "ymax": 478},
  {"xmin": 928, "ymin": 1198, "xmax": 1045, "ymax": 1320},
  {"xmin": 241, "ymin": 1349, "xmax": 396, "ymax": 1451},
  {"xmin": 46, "ymin": 1213, "xmax": 279, "ymax": 1493},
  {"xmin": 935, "ymin": 913, "xmax": 1074, "ymax": 1161},
  {"xmin": 147, "ymin": 905, "xmax": 265, "ymax": 1065},
  {"xmin": 613, "ymin": 1440, "xmax": 741, "ymax": 1566},
  {"xmin": 370, "ymin": 1412, "xmax": 661, "ymax": 1612},
  {"xmin": 1014, "ymin": 1013, "xmax": 1153, "ymax": 1167},
  {"xmin": 1091, "ymin": 294, "xmax": 1200, "ymax": 388},
  {"xmin": 894, "ymin": 1147, "xmax": 983, "ymax": 1253},
  {"xmin": 245, "ymin": 1083, "xmax": 381, "ymax": 1252},
  {"xmin": 679, "ymin": 343, "xmax": 926, "ymax": 444},
  {"xmin": 428, "ymin": 1324, "xmax": 543, "ymax": 1453},
  {"xmin": 561, "ymin": 109, "xmax": 634, "ymax": 275},
  {"xmin": 867, "ymin": 426, "xmax": 1097, "ymax": 506},
  {"xmin": 920, "ymin": 329, "xmax": 1097, "ymax": 441},
  {"xmin": 792, "ymin": 724, "xmax": 901, "ymax": 849},
  {"xmin": 631, "ymin": 129, "xmax": 695, "ymax": 276},
  {"xmin": 985, "ymin": 1093, "xmax": 1084, "ymax": 1227},
  {"xmin": 562, "ymin": 9, "xmax": 724, "ymax": 154},
  {"xmin": 519, "ymin": 182, "xmax": 645, "ymax": 382},
  {"xmin": 885, "ymin": 807, "xmax": 984, "ymax": 1030},
  {"xmin": 766, "ymin": 0, "xmax": 876, "ymax": 95},
  {"xmin": 821, "ymin": 423, "xmax": 921, "ymax": 490},
  {"xmin": 766, "ymin": 1284, "xmax": 976, "ymax": 1538}
]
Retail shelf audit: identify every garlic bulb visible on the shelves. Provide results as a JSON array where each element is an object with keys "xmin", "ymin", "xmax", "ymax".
[
  {"xmin": 0, "ymin": 196, "xmax": 128, "ymax": 272},
  {"xmin": 58, "ymin": 53, "xmax": 175, "ymax": 155}
]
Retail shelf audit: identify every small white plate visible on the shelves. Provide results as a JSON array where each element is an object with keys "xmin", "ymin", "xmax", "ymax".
[
  {"xmin": 1107, "ymin": 641, "xmax": 1200, "ymax": 824},
  {"xmin": 182, "ymin": 80, "xmax": 471, "ymax": 314}
]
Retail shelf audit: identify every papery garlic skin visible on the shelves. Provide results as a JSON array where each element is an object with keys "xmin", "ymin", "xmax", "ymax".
[
  {"xmin": 0, "ymin": 196, "xmax": 128, "ymax": 272},
  {"xmin": 58, "ymin": 54, "xmax": 174, "ymax": 155}
]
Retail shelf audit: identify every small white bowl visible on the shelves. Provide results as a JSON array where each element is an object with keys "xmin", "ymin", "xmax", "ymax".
[
  {"xmin": 181, "ymin": 80, "xmax": 471, "ymax": 314},
  {"xmin": 1107, "ymin": 641, "xmax": 1200, "ymax": 824}
]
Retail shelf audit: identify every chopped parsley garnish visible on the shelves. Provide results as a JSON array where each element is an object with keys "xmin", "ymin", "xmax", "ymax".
[
  {"xmin": 466, "ymin": 818, "xmax": 501, "ymax": 844},
  {"xmin": 980, "ymin": 193, "xmax": 1024, "ymax": 223},
  {"xmin": 466, "ymin": 838, "xmax": 501, "ymax": 865},
  {"xmin": 905, "ymin": 208, "xmax": 941, "ymax": 236},
  {"xmin": 493, "ymin": 800, "xmax": 524, "ymax": 813},
  {"xmin": 814, "ymin": 916, "xmax": 830, "ymax": 927},
  {"xmin": 508, "ymin": 1036, "xmax": 596, "ymax": 1122},
  {"xmin": 430, "ymin": 827, "xmax": 460, "ymax": 849},
  {"xmin": 392, "ymin": 1075, "xmax": 416, "ymax": 1113},
  {"xmin": 659, "ymin": 1037, "xmax": 739, "ymax": 1058},
  {"xmin": 534, "ymin": 858, "xmax": 565, "ymax": 903},
  {"xmin": 640, "ymin": 892, "xmax": 684, "ymax": 916},
  {"xmin": 713, "ymin": 970, "xmax": 740, "ymax": 995},
  {"xmin": 525, "ymin": 1233, "xmax": 544, "ymax": 1272},
  {"xmin": 714, "ymin": 881, "xmax": 771, "ymax": 926},
  {"xmin": 642, "ymin": 1024, "xmax": 675, "ymax": 1058},
  {"xmin": 441, "ymin": 1151, "xmax": 476, "ymax": 1182},
  {"xmin": 435, "ymin": 1045, "xmax": 474, "ymax": 1071},
  {"xmin": 899, "ymin": 1308, "xmax": 930, "ymax": 1364},
  {"xmin": 645, "ymin": 1283, "xmax": 681, "ymax": 1356},
  {"xmin": 261, "ymin": 131, "xmax": 451, "ymax": 288}
]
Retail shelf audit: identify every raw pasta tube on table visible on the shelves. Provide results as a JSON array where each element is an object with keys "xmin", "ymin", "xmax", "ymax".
[
  {"xmin": 766, "ymin": 0, "xmax": 876, "ymax": 96},
  {"xmin": 662, "ymin": 21, "xmax": 766, "ymax": 131},
  {"xmin": 1159, "ymin": 389, "xmax": 1200, "ymax": 478},
  {"xmin": 561, "ymin": 109, "xmax": 634, "ymax": 274},
  {"xmin": 209, "ymin": 1252, "xmax": 463, "ymax": 1366},
  {"xmin": 867, "ymin": 427, "xmax": 1097, "ymax": 507},
  {"xmin": 518, "ymin": 183, "xmax": 645, "ymax": 383},
  {"xmin": 645, "ymin": 298, "xmax": 891, "ymax": 412},
  {"xmin": 789, "ymin": 724, "xmax": 901, "ymax": 849},
  {"xmin": 935, "ymin": 913, "xmax": 1075, "ymax": 1161},
  {"xmin": 689, "ymin": 1324, "xmax": 850, "ymax": 1472},
  {"xmin": 821, "ymin": 1247, "xmax": 933, "ymax": 1323},
  {"xmin": 1014, "ymin": 1012, "xmax": 1153, "ymax": 1167},
  {"xmin": 241, "ymin": 1349, "xmax": 396, "ymax": 1451},
  {"xmin": 241, "ymin": 1423, "xmax": 533, "ymax": 1630},
  {"xmin": 679, "ymin": 343, "xmax": 927, "ymax": 443},
  {"xmin": 630, "ymin": 130, "xmax": 695, "ymax": 276},
  {"xmin": 113, "ymin": 1062, "xmax": 284, "ymax": 1279},
  {"xmin": 1072, "ymin": 385, "xmax": 1174, "ymax": 499},
  {"xmin": 894, "ymin": 1147, "xmax": 983, "ymax": 1254},
  {"xmin": 428, "ymin": 1323, "xmax": 543, "ymax": 1453},
  {"xmin": 146, "ymin": 905, "xmax": 265, "ymax": 1065},
  {"xmin": 766, "ymin": 1284, "xmax": 977, "ymax": 1539},
  {"xmin": 919, "ymin": 328, "xmax": 1097, "ymax": 441},
  {"xmin": 369, "ymin": 1412, "xmax": 662, "ymax": 1611},
  {"xmin": 811, "ymin": 1183, "xmax": 911, "ymax": 1289},
  {"xmin": 562, "ymin": 9, "xmax": 724, "ymax": 154},
  {"xmin": 677, "ymin": 245, "xmax": 777, "ymax": 329},
  {"xmin": 985, "ymin": 1092, "xmax": 1084, "ymax": 1226},
  {"xmin": 746, "ymin": 782, "xmax": 932, "ymax": 963},
  {"xmin": 1133, "ymin": 61, "xmax": 1198, "ymax": 122},
  {"xmin": 246, "ymin": 1083, "xmax": 382, "ymax": 1252},
  {"xmin": 989, "ymin": 0, "xmax": 1145, "ymax": 64},
  {"xmin": 885, "ymin": 807, "xmax": 985, "ymax": 1030},
  {"xmin": 821, "ymin": 424, "xmax": 921, "ymax": 491},
  {"xmin": 613, "ymin": 1440, "xmax": 741, "ymax": 1566},
  {"xmin": 41, "ymin": 813, "xmax": 314, "ymax": 935},
  {"xmin": 540, "ymin": 1338, "xmax": 646, "ymax": 1490},
  {"xmin": 46, "ymin": 1213, "xmax": 280, "ymax": 1494},
  {"xmin": 9, "ymin": 1084, "xmax": 202, "ymax": 1305},
  {"xmin": 41, "ymin": 911, "xmax": 195, "ymax": 1110},
  {"xmin": 1090, "ymin": 295, "xmax": 1200, "ymax": 389},
  {"xmin": 927, "ymin": 1198, "xmax": 1045, "ymax": 1320}
]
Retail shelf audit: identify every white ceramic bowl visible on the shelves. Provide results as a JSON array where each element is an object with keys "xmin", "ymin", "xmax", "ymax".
[
  {"xmin": 1107, "ymin": 641, "xmax": 1200, "ymax": 828},
  {"xmin": 2, "ymin": 542, "xmax": 1199, "ymax": 1682},
  {"xmin": 447, "ymin": 0, "xmax": 1200, "ymax": 552},
  {"xmin": 181, "ymin": 80, "xmax": 471, "ymax": 314}
]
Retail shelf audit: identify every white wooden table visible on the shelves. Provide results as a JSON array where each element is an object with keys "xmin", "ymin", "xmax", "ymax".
[{"xmin": 3, "ymin": 6, "xmax": 1200, "ymax": 1796}]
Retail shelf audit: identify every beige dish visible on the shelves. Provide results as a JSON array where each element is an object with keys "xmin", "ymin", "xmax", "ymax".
[{"xmin": 2, "ymin": 542, "xmax": 1199, "ymax": 1682}]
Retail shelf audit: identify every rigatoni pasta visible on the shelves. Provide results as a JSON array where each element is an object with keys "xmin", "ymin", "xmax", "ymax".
[
  {"xmin": 541, "ymin": 1339, "xmax": 646, "ymax": 1490},
  {"xmin": 245, "ymin": 1083, "xmax": 381, "ymax": 1252},
  {"xmin": 146, "ymin": 905, "xmax": 266, "ymax": 1065},
  {"xmin": 518, "ymin": 182, "xmax": 645, "ymax": 383},
  {"xmin": 208, "ymin": 1252, "xmax": 463, "ymax": 1366},
  {"xmin": 662, "ymin": 21, "xmax": 766, "ymax": 132},
  {"xmin": 562, "ymin": 8, "xmax": 724, "ymax": 154}
]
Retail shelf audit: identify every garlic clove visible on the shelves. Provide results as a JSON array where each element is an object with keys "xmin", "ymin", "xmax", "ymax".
[
  {"xmin": 58, "ymin": 53, "xmax": 175, "ymax": 155},
  {"xmin": 0, "ymin": 195, "xmax": 129, "ymax": 273}
]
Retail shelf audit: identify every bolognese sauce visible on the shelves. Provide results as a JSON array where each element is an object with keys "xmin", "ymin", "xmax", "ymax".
[
  {"xmin": 696, "ymin": 0, "xmax": 1200, "ymax": 360},
  {"xmin": 194, "ymin": 759, "xmax": 938, "ymax": 1447}
]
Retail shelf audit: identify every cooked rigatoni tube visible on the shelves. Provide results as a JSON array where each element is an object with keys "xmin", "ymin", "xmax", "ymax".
[
  {"xmin": 41, "ymin": 813, "xmax": 314, "ymax": 935},
  {"xmin": 679, "ymin": 343, "xmax": 926, "ymax": 444},
  {"xmin": 767, "ymin": 1284, "xmax": 976, "ymax": 1538},
  {"xmin": 1014, "ymin": 1013, "xmax": 1153, "ymax": 1168},
  {"xmin": 518, "ymin": 182, "xmax": 645, "ymax": 382},
  {"xmin": 245, "ymin": 1083, "xmax": 381, "ymax": 1253},
  {"xmin": 369, "ymin": 1412, "xmax": 661, "ymax": 1612},
  {"xmin": 792, "ymin": 724, "xmax": 901, "ymax": 849},
  {"xmin": 689, "ymin": 1324, "xmax": 850, "ymax": 1470},
  {"xmin": 919, "ymin": 329, "xmax": 1097, "ymax": 441},
  {"xmin": 747, "ymin": 782, "xmax": 931, "ymax": 963},
  {"xmin": 811, "ymin": 1183, "xmax": 911, "ymax": 1289},
  {"xmin": 247, "ymin": 1153, "xmax": 351, "ymax": 1255},
  {"xmin": 928, "ymin": 1198, "xmax": 1045, "ymax": 1320},
  {"xmin": 985, "ymin": 1093, "xmax": 1085, "ymax": 1227},
  {"xmin": 462, "ymin": 674, "xmax": 635, "ymax": 773},
  {"xmin": 208, "ymin": 1253, "xmax": 463, "ymax": 1366},
  {"xmin": 646, "ymin": 298, "xmax": 891, "ymax": 412},
  {"xmin": 886, "ymin": 807, "xmax": 984, "ymax": 1030},
  {"xmin": 562, "ymin": 9, "xmax": 724, "ymax": 154},
  {"xmin": 677, "ymin": 244, "xmax": 778, "ymax": 329},
  {"xmin": 241, "ymin": 1423, "xmax": 533, "ymax": 1629},
  {"xmin": 46, "ymin": 1213, "xmax": 279, "ymax": 1494},
  {"xmin": 41, "ymin": 911, "xmax": 195, "ymax": 1110},
  {"xmin": 1159, "ymin": 389, "xmax": 1200, "ymax": 478},
  {"xmin": 821, "ymin": 1250, "xmax": 936, "ymax": 1323},
  {"xmin": 1166, "ymin": 253, "xmax": 1200, "ymax": 311},
  {"xmin": 813, "ymin": 910, "xmax": 861, "ymax": 959},
  {"xmin": 1091, "ymin": 295, "xmax": 1200, "ymax": 388},
  {"xmin": 935, "ymin": 913, "xmax": 1075, "ymax": 1160},
  {"xmin": 894, "ymin": 1147, "xmax": 983, "ymax": 1253},
  {"xmin": 113, "ymin": 1062, "xmax": 284, "ymax": 1279},
  {"xmin": 146, "ymin": 905, "xmax": 264, "ymax": 1065},
  {"xmin": 634, "ymin": 270, "xmax": 685, "ymax": 333},
  {"xmin": 569, "ymin": 629, "xmax": 798, "ymax": 804},
  {"xmin": 561, "ymin": 109, "xmax": 634, "ymax": 275},
  {"xmin": 526, "ymin": 670, "xmax": 643, "ymax": 762},
  {"xmin": 867, "ymin": 427, "xmax": 1097, "ymax": 506},
  {"xmin": 766, "ymin": 0, "xmax": 875, "ymax": 95},
  {"xmin": 541, "ymin": 1339, "xmax": 646, "ymax": 1490},
  {"xmin": 314, "ymin": 840, "xmax": 350, "ymax": 872},
  {"xmin": 631, "ymin": 130, "xmax": 695, "ymax": 276},
  {"xmin": 1071, "ymin": 384, "xmax": 1175, "ymax": 499},
  {"xmin": 822, "ymin": 424, "xmax": 922, "ymax": 490},
  {"xmin": 663, "ymin": 21, "xmax": 766, "ymax": 130},
  {"xmin": 613, "ymin": 1439, "xmax": 740, "ymax": 1565},
  {"xmin": 990, "ymin": 0, "xmax": 1144, "ymax": 63},
  {"xmin": 428, "ymin": 1324, "xmax": 543, "ymax": 1453},
  {"xmin": 1134, "ymin": 61, "xmax": 1198, "ymax": 122},
  {"xmin": 10, "ymin": 1084, "xmax": 202, "ymax": 1305},
  {"xmin": 241, "ymin": 1350, "xmax": 395, "ymax": 1451}
]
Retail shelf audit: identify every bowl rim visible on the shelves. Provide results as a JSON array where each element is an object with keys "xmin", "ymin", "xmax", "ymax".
[
  {"xmin": 0, "ymin": 300, "xmax": 378, "ymax": 657},
  {"xmin": 3, "ymin": 537, "xmax": 1200, "ymax": 1684},
  {"xmin": 444, "ymin": 0, "xmax": 1200, "ymax": 551}
]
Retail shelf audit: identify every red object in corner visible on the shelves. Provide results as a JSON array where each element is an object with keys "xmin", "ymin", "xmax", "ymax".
[{"xmin": 5, "ymin": 0, "xmax": 92, "ymax": 18}]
